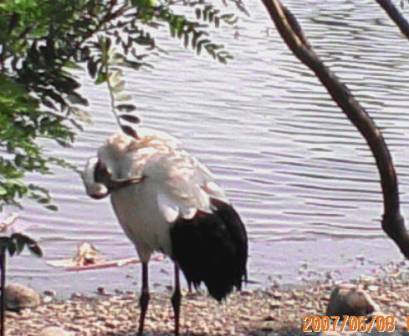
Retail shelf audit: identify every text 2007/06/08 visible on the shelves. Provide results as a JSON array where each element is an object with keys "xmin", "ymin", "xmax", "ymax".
[{"xmin": 302, "ymin": 315, "xmax": 399, "ymax": 333}]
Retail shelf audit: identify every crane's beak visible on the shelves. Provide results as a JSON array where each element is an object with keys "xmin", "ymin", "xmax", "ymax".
[
  {"xmin": 107, "ymin": 176, "xmax": 145, "ymax": 192},
  {"xmin": 82, "ymin": 157, "xmax": 144, "ymax": 198},
  {"xmin": 89, "ymin": 187, "xmax": 109, "ymax": 199}
]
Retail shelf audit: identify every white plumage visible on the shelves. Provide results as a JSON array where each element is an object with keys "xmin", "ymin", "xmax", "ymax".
[
  {"xmin": 84, "ymin": 128, "xmax": 228, "ymax": 259},
  {"xmin": 82, "ymin": 127, "xmax": 248, "ymax": 336}
]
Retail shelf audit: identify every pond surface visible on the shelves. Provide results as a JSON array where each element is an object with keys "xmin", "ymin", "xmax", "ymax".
[{"xmin": 7, "ymin": 0, "xmax": 409, "ymax": 297}]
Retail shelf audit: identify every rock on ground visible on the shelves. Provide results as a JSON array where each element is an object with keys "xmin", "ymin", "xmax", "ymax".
[
  {"xmin": 38, "ymin": 327, "xmax": 74, "ymax": 336},
  {"xmin": 326, "ymin": 283, "xmax": 380, "ymax": 316},
  {"xmin": 5, "ymin": 283, "xmax": 41, "ymax": 311},
  {"xmin": 4, "ymin": 262, "xmax": 409, "ymax": 335}
]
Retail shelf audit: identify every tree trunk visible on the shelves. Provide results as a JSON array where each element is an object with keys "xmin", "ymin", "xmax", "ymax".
[{"xmin": 260, "ymin": 0, "xmax": 409, "ymax": 258}]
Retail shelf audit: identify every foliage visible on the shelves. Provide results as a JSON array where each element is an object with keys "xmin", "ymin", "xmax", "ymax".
[
  {"xmin": 0, "ymin": 213, "xmax": 42, "ymax": 257},
  {"xmin": 0, "ymin": 232, "xmax": 42, "ymax": 258},
  {"xmin": 0, "ymin": 0, "xmax": 245, "ymax": 210},
  {"xmin": 0, "ymin": 213, "xmax": 42, "ymax": 336}
]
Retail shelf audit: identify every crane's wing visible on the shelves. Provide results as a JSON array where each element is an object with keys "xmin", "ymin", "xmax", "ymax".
[
  {"xmin": 87, "ymin": 128, "xmax": 229, "ymax": 223},
  {"xmin": 153, "ymin": 150, "xmax": 248, "ymax": 301},
  {"xmin": 142, "ymin": 148, "xmax": 229, "ymax": 223}
]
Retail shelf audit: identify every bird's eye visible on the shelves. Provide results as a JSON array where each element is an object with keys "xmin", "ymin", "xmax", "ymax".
[{"xmin": 94, "ymin": 160, "xmax": 111, "ymax": 184}]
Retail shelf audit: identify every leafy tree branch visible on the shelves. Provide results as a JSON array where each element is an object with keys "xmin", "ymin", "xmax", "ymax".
[{"xmin": 0, "ymin": 0, "xmax": 245, "ymax": 210}]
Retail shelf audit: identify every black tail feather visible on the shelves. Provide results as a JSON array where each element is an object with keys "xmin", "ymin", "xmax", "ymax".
[{"xmin": 170, "ymin": 198, "xmax": 248, "ymax": 301}]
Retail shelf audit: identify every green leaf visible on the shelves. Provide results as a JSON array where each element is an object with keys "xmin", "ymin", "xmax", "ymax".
[
  {"xmin": 117, "ymin": 104, "xmax": 137, "ymax": 113},
  {"xmin": 0, "ymin": 187, "xmax": 7, "ymax": 196},
  {"xmin": 7, "ymin": 240, "xmax": 16, "ymax": 256},
  {"xmin": 195, "ymin": 8, "xmax": 201, "ymax": 19},
  {"xmin": 119, "ymin": 114, "xmax": 140, "ymax": 123},
  {"xmin": 45, "ymin": 204, "xmax": 58, "ymax": 211},
  {"xmin": 0, "ymin": 238, "xmax": 9, "ymax": 252},
  {"xmin": 87, "ymin": 60, "xmax": 98, "ymax": 78},
  {"xmin": 27, "ymin": 242, "xmax": 43, "ymax": 257},
  {"xmin": 18, "ymin": 234, "xmax": 43, "ymax": 258},
  {"xmin": 95, "ymin": 72, "xmax": 107, "ymax": 85},
  {"xmin": 0, "ymin": 0, "xmax": 237, "ymax": 211},
  {"xmin": 121, "ymin": 125, "xmax": 139, "ymax": 139},
  {"xmin": 13, "ymin": 234, "xmax": 25, "ymax": 255}
]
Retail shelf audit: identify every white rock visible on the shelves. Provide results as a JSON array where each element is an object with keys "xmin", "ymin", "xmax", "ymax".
[
  {"xmin": 396, "ymin": 301, "xmax": 409, "ymax": 309},
  {"xmin": 269, "ymin": 300, "xmax": 282, "ymax": 309},
  {"xmin": 43, "ymin": 296, "xmax": 53, "ymax": 304},
  {"xmin": 38, "ymin": 327, "xmax": 75, "ymax": 336},
  {"xmin": 43, "ymin": 290, "xmax": 57, "ymax": 297}
]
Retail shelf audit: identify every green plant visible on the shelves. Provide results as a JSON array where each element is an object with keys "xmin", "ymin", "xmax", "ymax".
[
  {"xmin": 0, "ymin": 214, "xmax": 42, "ymax": 336},
  {"xmin": 0, "ymin": 0, "xmax": 246, "ymax": 210}
]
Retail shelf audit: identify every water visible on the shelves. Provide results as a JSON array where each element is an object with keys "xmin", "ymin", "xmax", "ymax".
[{"xmin": 6, "ymin": 0, "xmax": 409, "ymax": 297}]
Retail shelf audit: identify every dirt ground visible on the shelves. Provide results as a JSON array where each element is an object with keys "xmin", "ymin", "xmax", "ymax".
[{"xmin": 6, "ymin": 261, "xmax": 409, "ymax": 336}]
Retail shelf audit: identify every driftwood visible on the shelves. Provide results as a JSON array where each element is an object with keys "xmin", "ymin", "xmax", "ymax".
[
  {"xmin": 375, "ymin": 0, "xmax": 409, "ymax": 40},
  {"xmin": 260, "ymin": 0, "xmax": 409, "ymax": 258}
]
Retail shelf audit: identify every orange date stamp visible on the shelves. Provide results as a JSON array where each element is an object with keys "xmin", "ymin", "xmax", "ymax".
[{"xmin": 302, "ymin": 315, "xmax": 396, "ymax": 333}]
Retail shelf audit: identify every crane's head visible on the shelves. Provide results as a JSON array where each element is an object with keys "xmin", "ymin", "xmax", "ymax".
[
  {"xmin": 82, "ymin": 133, "xmax": 145, "ymax": 199},
  {"xmin": 82, "ymin": 157, "xmax": 110, "ymax": 199}
]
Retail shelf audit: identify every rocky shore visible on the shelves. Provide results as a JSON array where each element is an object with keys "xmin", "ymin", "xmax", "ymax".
[{"xmin": 5, "ymin": 261, "xmax": 409, "ymax": 336}]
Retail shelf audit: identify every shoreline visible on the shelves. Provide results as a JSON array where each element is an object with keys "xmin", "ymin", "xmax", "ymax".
[
  {"xmin": 6, "ymin": 262, "xmax": 409, "ymax": 336},
  {"xmin": 9, "ymin": 237, "xmax": 404, "ymax": 300}
]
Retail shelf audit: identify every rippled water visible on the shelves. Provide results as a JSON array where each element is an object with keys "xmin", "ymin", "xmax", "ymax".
[{"xmin": 6, "ymin": 0, "xmax": 409, "ymax": 296}]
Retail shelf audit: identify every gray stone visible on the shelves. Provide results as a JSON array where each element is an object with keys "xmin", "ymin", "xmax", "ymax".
[
  {"xmin": 5, "ymin": 283, "xmax": 41, "ymax": 311},
  {"xmin": 326, "ymin": 284, "xmax": 380, "ymax": 317}
]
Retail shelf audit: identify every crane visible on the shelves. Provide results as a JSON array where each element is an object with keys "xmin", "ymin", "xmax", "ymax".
[{"xmin": 82, "ymin": 127, "xmax": 248, "ymax": 336}]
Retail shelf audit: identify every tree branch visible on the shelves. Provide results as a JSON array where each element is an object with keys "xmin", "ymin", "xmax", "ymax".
[
  {"xmin": 260, "ymin": 0, "xmax": 409, "ymax": 258},
  {"xmin": 375, "ymin": 0, "xmax": 409, "ymax": 40}
]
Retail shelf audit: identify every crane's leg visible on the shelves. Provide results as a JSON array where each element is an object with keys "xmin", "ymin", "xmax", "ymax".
[
  {"xmin": 138, "ymin": 262, "xmax": 150, "ymax": 336},
  {"xmin": 171, "ymin": 264, "xmax": 181, "ymax": 336}
]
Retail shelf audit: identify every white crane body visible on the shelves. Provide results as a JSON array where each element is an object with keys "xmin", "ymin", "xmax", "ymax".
[{"xmin": 82, "ymin": 127, "xmax": 248, "ymax": 334}]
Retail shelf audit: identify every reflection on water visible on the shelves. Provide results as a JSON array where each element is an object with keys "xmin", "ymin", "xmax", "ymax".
[{"xmin": 7, "ymin": 0, "xmax": 409, "ymax": 295}]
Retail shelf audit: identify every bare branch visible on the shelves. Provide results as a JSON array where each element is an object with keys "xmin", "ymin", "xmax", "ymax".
[
  {"xmin": 375, "ymin": 0, "xmax": 409, "ymax": 40},
  {"xmin": 260, "ymin": 0, "xmax": 409, "ymax": 258}
]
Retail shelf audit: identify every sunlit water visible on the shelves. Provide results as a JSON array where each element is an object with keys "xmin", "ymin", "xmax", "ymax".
[{"xmin": 6, "ymin": 0, "xmax": 409, "ymax": 297}]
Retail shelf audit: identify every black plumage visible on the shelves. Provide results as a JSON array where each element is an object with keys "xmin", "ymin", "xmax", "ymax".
[{"xmin": 170, "ymin": 198, "xmax": 248, "ymax": 301}]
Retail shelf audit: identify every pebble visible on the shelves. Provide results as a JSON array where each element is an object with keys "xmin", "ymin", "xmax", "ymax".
[
  {"xmin": 269, "ymin": 290, "xmax": 282, "ymax": 299},
  {"xmin": 71, "ymin": 293, "xmax": 83, "ymax": 299},
  {"xmin": 44, "ymin": 290, "xmax": 57, "ymax": 298},
  {"xmin": 43, "ymin": 296, "xmax": 53, "ymax": 304},
  {"xmin": 269, "ymin": 300, "xmax": 282, "ymax": 309},
  {"xmin": 97, "ymin": 287, "xmax": 107, "ymax": 296},
  {"xmin": 396, "ymin": 301, "xmax": 409, "ymax": 309},
  {"xmin": 38, "ymin": 326, "xmax": 74, "ymax": 336},
  {"xmin": 4, "ymin": 262, "xmax": 409, "ymax": 335},
  {"xmin": 367, "ymin": 285, "xmax": 379, "ymax": 292},
  {"xmin": 263, "ymin": 314, "xmax": 276, "ymax": 321}
]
